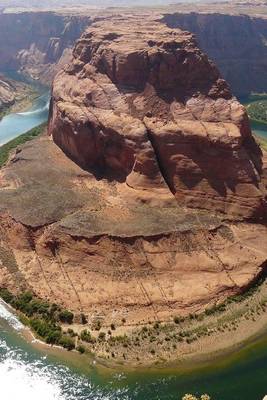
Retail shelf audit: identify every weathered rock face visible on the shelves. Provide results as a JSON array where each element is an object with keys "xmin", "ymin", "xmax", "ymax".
[
  {"xmin": 0, "ymin": 74, "xmax": 31, "ymax": 115},
  {"xmin": 0, "ymin": 12, "xmax": 267, "ymax": 332},
  {"xmin": 162, "ymin": 12, "xmax": 267, "ymax": 96},
  {"xmin": 1, "ymin": 134, "xmax": 267, "ymax": 326},
  {"xmin": 0, "ymin": 11, "xmax": 91, "ymax": 82},
  {"xmin": 49, "ymin": 17, "xmax": 267, "ymax": 219},
  {"xmin": 0, "ymin": 76, "xmax": 15, "ymax": 111}
]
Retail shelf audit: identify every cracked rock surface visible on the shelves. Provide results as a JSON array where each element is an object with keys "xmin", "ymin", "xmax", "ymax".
[
  {"xmin": 49, "ymin": 15, "xmax": 267, "ymax": 219},
  {"xmin": 0, "ymin": 15, "xmax": 267, "ymax": 325}
]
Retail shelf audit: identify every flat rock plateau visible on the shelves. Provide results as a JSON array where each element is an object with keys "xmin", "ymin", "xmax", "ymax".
[{"xmin": 0, "ymin": 10, "xmax": 267, "ymax": 334}]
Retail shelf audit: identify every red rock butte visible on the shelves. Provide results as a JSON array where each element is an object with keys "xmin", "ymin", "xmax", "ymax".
[
  {"xmin": 0, "ymin": 15, "xmax": 267, "ymax": 328},
  {"xmin": 49, "ymin": 16, "xmax": 267, "ymax": 219}
]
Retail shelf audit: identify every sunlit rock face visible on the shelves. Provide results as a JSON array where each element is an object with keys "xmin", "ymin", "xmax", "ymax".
[{"xmin": 49, "ymin": 16, "xmax": 266, "ymax": 219}]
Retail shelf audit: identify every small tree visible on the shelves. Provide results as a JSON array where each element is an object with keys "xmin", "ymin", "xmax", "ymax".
[
  {"xmin": 58, "ymin": 310, "xmax": 74, "ymax": 324},
  {"xmin": 59, "ymin": 336, "xmax": 75, "ymax": 351}
]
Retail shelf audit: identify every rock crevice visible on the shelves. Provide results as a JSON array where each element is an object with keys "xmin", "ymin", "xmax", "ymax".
[{"xmin": 49, "ymin": 16, "xmax": 267, "ymax": 219}]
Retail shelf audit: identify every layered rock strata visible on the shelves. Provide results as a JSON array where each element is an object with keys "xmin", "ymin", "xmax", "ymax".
[
  {"xmin": 0, "ymin": 74, "xmax": 32, "ymax": 115},
  {"xmin": 0, "ymin": 15, "xmax": 266, "ymax": 327},
  {"xmin": 0, "ymin": 11, "xmax": 91, "ymax": 82},
  {"xmin": 162, "ymin": 12, "xmax": 267, "ymax": 96},
  {"xmin": 49, "ymin": 17, "xmax": 267, "ymax": 219}
]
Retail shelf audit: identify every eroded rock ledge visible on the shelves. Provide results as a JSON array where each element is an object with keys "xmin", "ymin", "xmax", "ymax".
[
  {"xmin": 49, "ymin": 16, "xmax": 267, "ymax": 219},
  {"xmin": 0, "ymin": 15, "xmax": 266, "ymax": 328}
]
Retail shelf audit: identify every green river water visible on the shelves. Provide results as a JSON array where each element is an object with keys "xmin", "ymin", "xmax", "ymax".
[
  {"xmin": 0, "ymin": 96, "xmax": 267, "ymax": 400},
  {"xmin": 0, "ymin": 298, "xmax": 267, "ymax": 400}
]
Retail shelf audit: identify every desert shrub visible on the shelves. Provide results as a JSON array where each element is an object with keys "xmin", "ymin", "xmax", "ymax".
[
  {"xmin": 98, "ymin": 332, "xmax": 106, "ymax": 341},
  {"xmin": 67, "ymin": 328, "xmax": 76, "ymax": 337},
  {"xmin": 80, "ymin": 329, "xmax": 93, "ymax": 343},
  {"xmin": 59, "ymin": 335, "xmax": 75, "ymax": 351},
  {"xmin": 58, "ymin": 310, "xmax": 74, "ymax": 324},
  {"xmin": 77, "ymin": 344, "xmax": 86, "ymax": 354},
  {"xmin": 0, "ymin": 288, "xmax": 14, "ymax": 304},
  {"xmin": 174, "ymin": 316, "xmax": 185, "ymax": 324},
  {"xmin": 45, "ymin": 330, "xmax": 61, "ymax": 345},
  {"xmin": 80, "ymin": 313, "xmax": 87, "ymax": 324}
]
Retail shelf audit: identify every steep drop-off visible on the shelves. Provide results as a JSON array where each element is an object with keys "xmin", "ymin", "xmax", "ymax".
[
  {"xmin": 0, "ymin": 74, "xmax": 33, "ymax": 115},
  {"xmin": 0, "ymin": 15, "xmax": 266, "ymax": 332},
  {"xmin": 49, "ymin": 16, "xmax": 267, "ymax": 219},
  {"xmin": 163, "ymin": 12, "xmax": 267, "ymax": 96},
  {"xmin": 0, "ymin": 11, "xmax": 91, "ymax": 82}
]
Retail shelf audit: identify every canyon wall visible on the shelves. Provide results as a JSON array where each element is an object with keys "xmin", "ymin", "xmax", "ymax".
[
  {"xmin": 0, "ymin": 11, "xmax": 91, "ymax": 82},
  {"xmin": 162, "ymin": 13, "xmax": 267, "ymax": 96},
  {"xmin": 0, "ymin": 74, "xmax": 32, "ymax": 115},
  {"xmin": 0, "ymin": 13, "xmax": 266, "ymax": 328},
  {"xmin": 49, "ymin": 16, "xmax": 267, "ymax": 219}
]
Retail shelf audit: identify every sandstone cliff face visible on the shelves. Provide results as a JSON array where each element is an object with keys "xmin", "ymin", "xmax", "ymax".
[
  {"xmin": 0, "ymin": 11, "xmax": 91, "ymax": 82},
  {"xmin": 0, "ymin": 134, "xmax": 267, "ymax": 326},
  {"xmin": 0, "ymin": 74, "xmax": 31, "ymax": 115},
  {"xmin": 0, "ymin": 14, "xmax": 267, "ymax": 329},
  {"xmin": 0, "ymin": 76, "xmax": 15, "ymax": 111},
  {"xmin": 162, "ymin": 12, "xmax": 267, "ymax": 96},
  {"xmin": 49, "ymin": 17, "xmax": 267, "ymax": 219}
]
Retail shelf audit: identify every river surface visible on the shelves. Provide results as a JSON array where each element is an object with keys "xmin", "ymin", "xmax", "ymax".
[
  {"xmin": 0, "ymin": 299, "xmax": 267, "ymax": 400},
  {"xmin": 0, "ymin": 92, "xmax": 49, "ymax": 145},
  {"xmin": 0, "ymin": 95, "xmax": 267, "ymax": 399}
]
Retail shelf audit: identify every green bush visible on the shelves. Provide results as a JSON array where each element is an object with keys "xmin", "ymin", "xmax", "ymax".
[
  {"xmin": 77, "ymin": 344, "xmax": 86, "ymax": 354},
  {"xmin": 0, "ymin": 288, "xmax": 14, "ymax": 304},
  {"xmin": 46, "ymin": 330, "xmax": 61, "ymax": 345},
  {"xmin": 174, "ymin": 316, "xmax": 185, "ymax": 324},
  {"xmin": 80, "ymin": 313, "xmax": 87, "ymax": 324},
  {"xmin": 58, "ymin": 310, "xmax": 74, "ymax": 324},
  {"xmin": 98, "ymin": 332, "xmax": 106, "ymax": 341},
  {"xmin": 59, "ymin": 335, "xmax": 75, "ymax": 351}
]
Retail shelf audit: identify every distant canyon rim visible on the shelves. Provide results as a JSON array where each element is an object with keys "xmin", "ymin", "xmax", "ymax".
[{"xmin": 0, "ymin": 1, "xmax": 267, "ymax": 332}]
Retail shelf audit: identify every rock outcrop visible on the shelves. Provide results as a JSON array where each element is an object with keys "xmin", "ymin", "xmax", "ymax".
[
  {"xmin": 1, "ymin": 133, "xmax": 267, "ymax": 326},
  {"xmin": 0, "ymin": 14, "xmax": 266, "ymax": 330},
  {"xmin": 0, "ymin": 76, "xmax": 15, "ymax": 111},
  {"xmin": 49, "ymin": 16, "xmax": 267, "ymax": 219},
  {"xmin": 162, "ymin": 12, "xmax": 267, "ymax": 96},
  {"xmin": 0, "ymin": 74, "xmax": 31, "ymax": 115},
  {"xmin": 0, "ymin": 11, "xmax": 91, "ymax": 82}
]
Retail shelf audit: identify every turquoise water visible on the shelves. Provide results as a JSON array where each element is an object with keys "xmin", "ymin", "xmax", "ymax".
[
  {"xmin": 0, "ymin": 92, "xmax": 49, "ymax": 145},
  {"xmin": 0, "ymin": 298, "xmax": 267, "ymax": 400},
  {"xmin": 251, "ymin": 120, "xmax": 267, "ymax": 140}
]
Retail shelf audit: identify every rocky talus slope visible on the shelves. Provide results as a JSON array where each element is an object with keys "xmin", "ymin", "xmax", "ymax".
[{"xmin": 0, "ymin": 16, "xmax": 266, "ymax": 327}]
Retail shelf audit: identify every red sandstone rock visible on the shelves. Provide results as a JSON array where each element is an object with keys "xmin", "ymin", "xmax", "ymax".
[{"xmin": 49, "ymin": 16, "xmax": 267, "ymax": 218}]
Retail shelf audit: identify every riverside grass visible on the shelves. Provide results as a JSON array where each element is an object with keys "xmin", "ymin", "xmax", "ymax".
[{"xmin": 0, "ymin": 122, "xmax": 46, "ymax": 168}]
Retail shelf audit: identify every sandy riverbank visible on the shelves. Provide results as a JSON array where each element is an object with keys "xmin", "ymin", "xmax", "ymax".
[{"xmin": 13, "ymin": 276, "xmax": 267, "ymax": 371}]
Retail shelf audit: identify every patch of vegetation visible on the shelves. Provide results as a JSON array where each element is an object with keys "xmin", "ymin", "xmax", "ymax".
[
  {"xmin": 0, "ymin": 288, "xmax": 76, "ymax": 350},
  {"xmin": 258, "ymin": 137, "xmax": 267, "ymax": 151},
  {"xmin": 247, "ymin": 99, "xmax": 267, "ymax": 123},
  {"xmin": 58, "ymin": 335, "xmax": 75, "ymax": 351},
  {"xmin": 77, "ymin": 344, "xmax": 86, "ymax": 354},
  {"xmin": 80, "ymin": 329, "xmax": 95, "ymax": 343},
  {"xmin": 58, "ymin": 310, "xmax": 74, "ymax": 324},
  {"xmin": 0, "ymin": 123, "xmax": 46, "ymax": 168}
]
